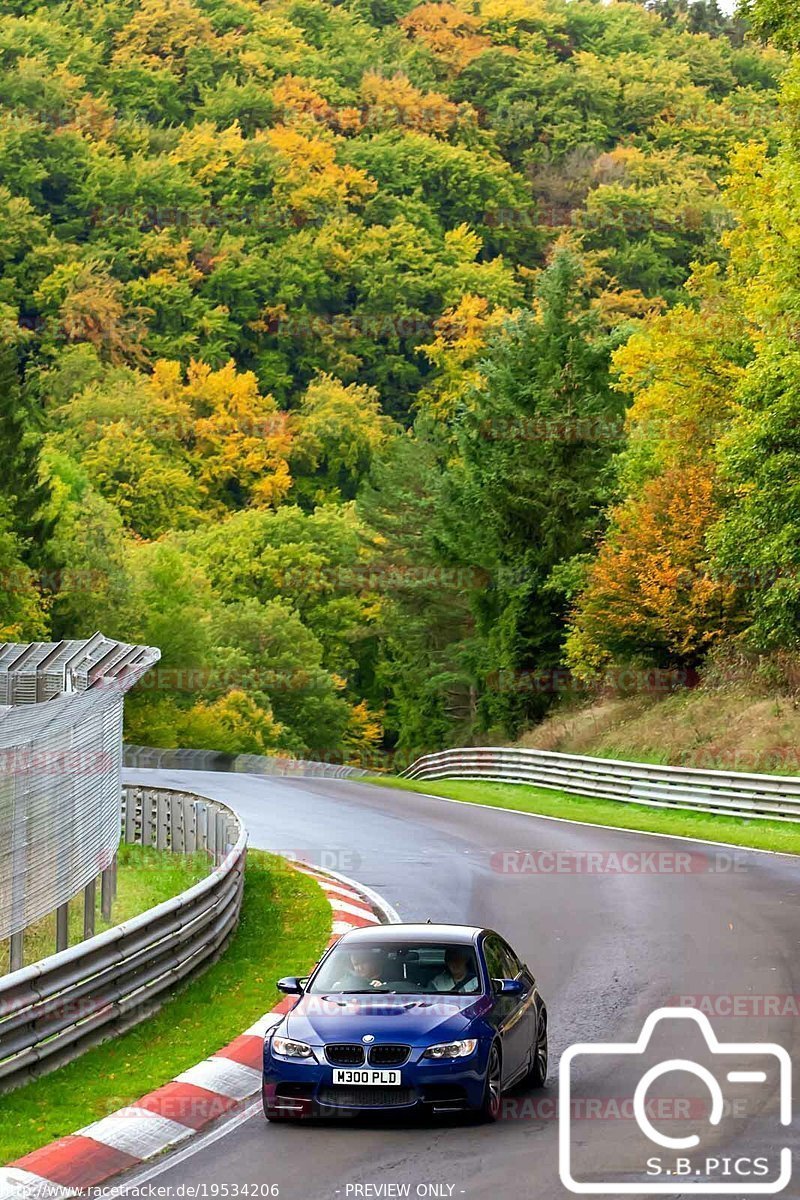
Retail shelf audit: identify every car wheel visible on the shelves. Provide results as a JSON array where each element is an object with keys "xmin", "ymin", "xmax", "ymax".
[
  {"xmin": 526, "ymin": 1007, "xmax": 548, "ymax": 1089},
  {"xmin": 479, "ymin": 1043, "xmax": 503, "ymax": 1122}
]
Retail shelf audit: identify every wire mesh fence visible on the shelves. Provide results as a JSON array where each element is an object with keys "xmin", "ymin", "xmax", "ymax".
[{"xmin": 0, "ymin": 637, "xmax": 160, "ymax": 948}]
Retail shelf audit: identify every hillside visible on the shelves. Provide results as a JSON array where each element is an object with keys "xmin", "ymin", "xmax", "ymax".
[{"xmin": 516, "ymin": 684, "xmax": 800, "ymax": 775}]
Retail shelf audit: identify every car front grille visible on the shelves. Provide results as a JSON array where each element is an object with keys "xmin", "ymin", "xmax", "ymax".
[
  {"xmin": 324, "ymin": 1043, "xmax": 366, "ymax": 1066},
  {"xmin": 318, "ymin": 1085, "xmax": 416, "ymax": 1108},
  {"xmin": 368, "ymin": 1044, "xmax": 410, "ymax": 1067}
]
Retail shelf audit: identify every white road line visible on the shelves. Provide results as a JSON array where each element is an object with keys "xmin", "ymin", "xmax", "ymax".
[
  {"xmin": 403, "ymin": 787, "xmax": 800, "ymax": 859},
  {"xmin": 309, "ymin": 863, "xmax": 402, "ymax": 924},
  {"xmin": 318, "ymin": 881, "xmax": 366, "ymax": 900}
]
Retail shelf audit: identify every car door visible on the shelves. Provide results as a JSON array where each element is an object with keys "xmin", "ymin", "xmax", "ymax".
[
  {"xmin": 500, "ymin": 937, "xmax": 540, "ymax": 1071},
  {"xmin": 482, "ymin": 934, "xmax": 530, "ymax": 1083}
]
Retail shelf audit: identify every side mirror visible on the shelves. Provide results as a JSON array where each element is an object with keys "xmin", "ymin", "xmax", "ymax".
[
  {"xmin": 493, "ymin": 977, "xmax": 525, "ymax": 997},
  {"xmin": 277, "ymin": 976, "xmax": 304, "ymax": 995}
]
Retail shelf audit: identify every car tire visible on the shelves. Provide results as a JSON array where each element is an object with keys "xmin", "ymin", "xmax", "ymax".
[
  {"xmin": 525, "ymin": 1006, "xmax": 548, "ymax": 1089},
  {"xmin": 478, "ymin": 1042, "xmax": 503, "ymax": 1122}
]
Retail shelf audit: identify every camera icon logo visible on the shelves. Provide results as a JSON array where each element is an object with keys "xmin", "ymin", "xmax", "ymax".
[{"xmin": 559, "ymin": 1007, "xmax": 792, "ymax": 1194}]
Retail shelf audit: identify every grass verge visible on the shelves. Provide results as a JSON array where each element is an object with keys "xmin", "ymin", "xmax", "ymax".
[
  {"xmin": 370, "ymin": 776, "xmax": 800, "ymax": 855},
  {"xmin": 1, "ymin": 843, "xmax": 211, "ymax": 978},
  {"xmin": 0, "ymin": 852, "xmax": 331, "ymax": 1164}
]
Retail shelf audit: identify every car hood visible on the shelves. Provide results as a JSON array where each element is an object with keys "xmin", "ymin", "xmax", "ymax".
[{"xmin": 284, "ymin": 992, "xmax": 490, "ymax": 1045}]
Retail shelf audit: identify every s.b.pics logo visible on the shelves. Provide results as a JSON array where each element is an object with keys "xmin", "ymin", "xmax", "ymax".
[{"xmin": 559, "ymin": 1008, "xmax": 792, "ymax": 1194}]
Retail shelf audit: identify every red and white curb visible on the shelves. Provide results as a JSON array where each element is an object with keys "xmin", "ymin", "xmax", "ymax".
[{"xmin": 0, "ymin": 864, "xmax": 399, "ymax": 1199}]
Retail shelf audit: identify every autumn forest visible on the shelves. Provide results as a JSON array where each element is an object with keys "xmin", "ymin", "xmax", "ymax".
[{"xmin": 1, "ymin": 0, "xmax": 799, "ymax": 763}]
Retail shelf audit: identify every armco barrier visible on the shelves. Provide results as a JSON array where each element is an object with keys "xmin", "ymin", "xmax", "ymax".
[
  {"xmin": 124, "ymin": 743, "xmax": 366, "ymax": 778},
  {"xmin": 0, "ymin": 783, "xmax": 246, "ymax": 1094},
  {"xmin": 403, "ymin": 747, "xmax": 800, "ymax": 823}
]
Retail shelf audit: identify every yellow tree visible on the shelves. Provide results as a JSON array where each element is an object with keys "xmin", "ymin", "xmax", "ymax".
[
  {"xmin": 400, "ymin": 3, "xmax": 492, "ymax": 73},
  {"xmin": 112, "ymin": 0, "xmax": 230, "ymax": 75},
  {"xmin": 419, "ymin": 293, "xmax": 507, "ymax": 420},
  {"xmin": 271, "ymin": 75, "xmax": 362, "ymax": 133},
  {"xmin": 566, "ymin": 464, "xmax": 741, "ymax": 677},
  {"xmin": 359, "ymin": 71, "xmax": 460, "ymax": 134},
  {"xmin": 567, "ymin": 268, "xmax": 751, "ymax": 677},
  {"xmin": 151, "ymin": 359, "xmax": 293, "ymax": 508},
  {"xmin": 264, "ymin": 126, "xmax": 377, "ymax": 221}
]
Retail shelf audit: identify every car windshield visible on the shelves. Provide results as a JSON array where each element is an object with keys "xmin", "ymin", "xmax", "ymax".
[{"xmin": 308, "ymin": 941, "xmax": 482, "ymax": 995}]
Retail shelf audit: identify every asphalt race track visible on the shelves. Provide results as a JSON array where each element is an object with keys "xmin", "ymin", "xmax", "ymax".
[{"xmin": 115, "ymin": 768, "xmax": 800, "ymax": 1200}]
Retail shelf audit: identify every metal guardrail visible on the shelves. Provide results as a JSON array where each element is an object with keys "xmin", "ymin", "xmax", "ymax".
[
  {"xmin": 0, "ymin": 783, "xmax": 246, "ymax": 1093},
  {"xmin": 124, "ymin": 744, "xmax": 366, "ymax": 779},
  {"xmin": 403, "ymin": 747, "xmax": 800, "ymax": 823}
]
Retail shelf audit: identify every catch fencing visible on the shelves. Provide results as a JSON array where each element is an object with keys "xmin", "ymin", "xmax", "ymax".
[
  {"xmin": 0, "ymin": 783, "xmax": 245, "ymax": 1093},
  {"xmin": 403, "ymin": 747, "xmax": 800, "ymax": 823},
  {"xmin": 0, "ymin": 635, "xmax": 161, "ymax": 955}
]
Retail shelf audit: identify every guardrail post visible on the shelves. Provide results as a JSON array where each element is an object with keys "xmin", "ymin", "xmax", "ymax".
[
  {"xmin": 156, "ymin": 793, "xmax": 168, "ymax": 850},
  {"xmin": 142, "ymin": 788, "xmax": 154, "ymax": 846},
  {"xmin": 9, "ymin": 931, "xmax": 23, "ymax": 973},
  {"xmin": 101, "ymin": 861, "xmax": 114, "ymax": 922},
  {"xmin": 56, "ymin": 901, "xmax": 69, "ymax": 953},
  {"xmin": 171, "ymin": 793, "xmax": 184, "ymax": 852},
  {"xmin": 207, "ymin": 805, "xmax": 217, "ymax": 859},
  {"xmin": 197, "ymin": 801, "xmax": 208, "ymax": 853},
  {"xmin": 184, "ymin": 797, "xmax": 196, "ymax": 853},
  {"xmin": 125, "ymin": 788, "xmax": 137, "ymax": 843},
  {"xmin": 215, "ymin": 812, "xmax": 226, "ymax": 866},
  {"xmin": 83, "ymin": 879, "xmax": 96, "ymax": 940}
]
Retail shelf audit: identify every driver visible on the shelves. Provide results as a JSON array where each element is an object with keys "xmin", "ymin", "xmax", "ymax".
[
  {"xmin": 332, "ymin": 948, "xmax": 386, "ymax": 991},
  {"xmin": 432, "ymin": 947, "xmax": 479, "ymax": 993}
]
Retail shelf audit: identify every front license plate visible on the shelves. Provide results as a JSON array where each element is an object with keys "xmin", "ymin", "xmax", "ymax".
[{"xmin": 332, "ymin": 1068, "xmax": 401, "ymax": 1085}]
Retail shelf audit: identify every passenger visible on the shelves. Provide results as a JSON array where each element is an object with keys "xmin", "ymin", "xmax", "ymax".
[{"xmin": 432, "ymin": 947, "xmax": 480, "ymax": 993}]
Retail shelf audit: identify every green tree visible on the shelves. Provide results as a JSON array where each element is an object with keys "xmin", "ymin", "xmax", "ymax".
[
  {"xmin": 0, "ymin": 500, "xmax": 48, "ymax": 640},
  {"xmin": 290, "ymin": 374, "xmax": 395, "ymax": 504},
  {"xmin": 740, "ymin": 0, "xmax": 800, "ymax": 50},
  {"xmin": 436, "ymin": 247, "xmax": 629, "ymax": 734}
]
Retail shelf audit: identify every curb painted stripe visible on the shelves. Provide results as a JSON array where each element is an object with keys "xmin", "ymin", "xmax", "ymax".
[
  {"xmin": 76, "ymin": 1110, "xmax": 193, "ymax": 1159},
  {"xmin": 212, "ymin": 1034, "xmax": 264, "ymax": 1071},
  {"xmin": 329, "ymin": 899, "xmax": 381, "ymax": 923},
  {"xmin": 0, "ymin": 864, "xmax": 395, "ymax": 1198},
  {"xmin": 0, "ymin": 1169, "xmax": 73, "ymax": 1200},
  {"xmin": 173, "ymin": 1056, "xmax": 268, "ymax": 1102},
  {"xmin": 134, "ymin": 1081, "xmax": 242, "ymax": 1130},
  {"xmin": 242, "ymin": 1013, "xmax": 283, "ymax": 1038},
  {"xmin": 12, "ymin": 1136, "xmax": 141, "ymax": 1190}
]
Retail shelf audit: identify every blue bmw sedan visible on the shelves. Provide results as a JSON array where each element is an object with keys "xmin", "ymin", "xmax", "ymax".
[{"xmin": 262, "ymin": 922, "xmax": 547, "ymax": 1122}]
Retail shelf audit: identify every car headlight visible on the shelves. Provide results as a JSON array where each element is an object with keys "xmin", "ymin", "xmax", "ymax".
[
  {"xmin": 423, "ymin": 1039, "xmax": 478, "ymax": 1060},
  {"xmin": 272, "ymin": 1033, "xmax": 315, "ymax": 1059}
]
